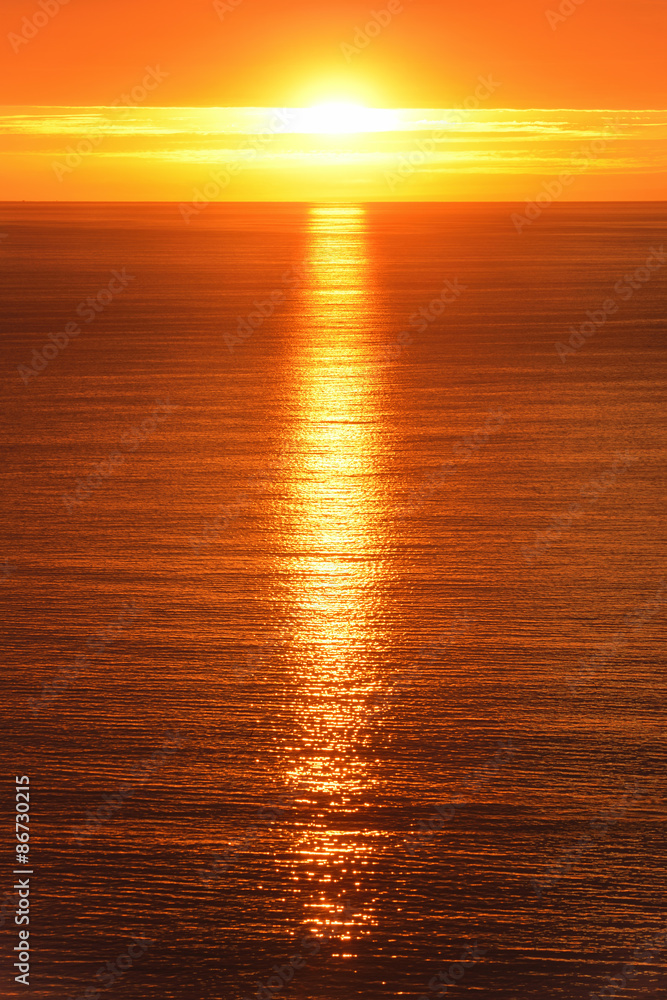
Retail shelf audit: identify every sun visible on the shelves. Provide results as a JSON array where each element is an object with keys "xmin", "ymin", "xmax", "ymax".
[{"xmin": 297, "ymin": 102, "xmax": 399, "ymax": 134}]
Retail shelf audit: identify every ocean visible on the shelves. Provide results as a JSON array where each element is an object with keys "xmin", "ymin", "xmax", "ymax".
[{"xmin": 1, "ymin": 201, "xmax": 665, "ymax": 999}]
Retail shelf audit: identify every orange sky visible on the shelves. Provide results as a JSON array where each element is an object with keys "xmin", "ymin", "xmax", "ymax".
[
  {"xmin": 0, "ymin": 0, "xmax": 665, "ymax": 200},
  {"xmin": 1, "ymin": 0, "xmax": 665, "ymax": 109}
]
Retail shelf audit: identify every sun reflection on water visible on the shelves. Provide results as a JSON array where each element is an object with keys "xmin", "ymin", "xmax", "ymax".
[{"xmin": 280, "ymin": 204, "xmax": 388, "ymax": 944}]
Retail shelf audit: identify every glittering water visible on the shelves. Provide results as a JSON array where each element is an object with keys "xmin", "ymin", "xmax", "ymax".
[{"xmin": 0, "ymin": 202, "xmax": 665, "ymax": 1000}]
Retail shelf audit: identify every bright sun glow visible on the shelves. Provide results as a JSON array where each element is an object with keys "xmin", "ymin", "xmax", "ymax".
[{"xmin": 297, "ymin": 102, "xmax": 399, "ymax": 134}]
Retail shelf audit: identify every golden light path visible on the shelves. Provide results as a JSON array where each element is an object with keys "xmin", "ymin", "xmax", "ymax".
[{"xmin": 281, "ymin": 205, "xmax": 388, "ymax": 951}]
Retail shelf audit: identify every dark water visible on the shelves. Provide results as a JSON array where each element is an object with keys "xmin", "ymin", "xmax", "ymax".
[{"xmin": 0, "ymin": 202, "xmax": 665, "ymax": 1000}]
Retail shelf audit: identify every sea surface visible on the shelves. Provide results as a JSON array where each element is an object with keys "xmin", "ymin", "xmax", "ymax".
[{"xmin": 0, "ymin": 202, "xmax": 665, "ymax": 1000}]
